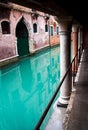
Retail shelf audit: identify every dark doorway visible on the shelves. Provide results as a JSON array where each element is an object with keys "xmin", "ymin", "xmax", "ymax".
[{"xmin": 16, "ymin": 18, "xmax": 29, "ymax": 57}]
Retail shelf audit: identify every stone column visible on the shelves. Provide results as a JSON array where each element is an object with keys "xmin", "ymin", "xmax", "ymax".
[
  {"xmin": 79, "ymin": 26, "xmax": 83, "ymax": 52},
  {"xmin": 57, "ymin": 17, "xmax": 73, "ymax": 106},
  {"xmin": 77, "ymin": 26, "xmax": 83, "ymax": 62},
  {"xmin": 72, "ymin": 25, "xmax": 79, "ymax": 73}
]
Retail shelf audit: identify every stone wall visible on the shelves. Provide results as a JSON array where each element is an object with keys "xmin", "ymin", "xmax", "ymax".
[
  {"xmin": 0, "ymin": 3, "xmax": 60, "ymax": 61},
  {"xmin": 49, "ymin": 16, "xmax": 60, "ymax": 46}
]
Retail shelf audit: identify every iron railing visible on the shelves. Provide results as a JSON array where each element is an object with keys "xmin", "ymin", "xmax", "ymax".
[{"xmin": 34, "ymin": 47, "xmax": 82, "ymax": 130}]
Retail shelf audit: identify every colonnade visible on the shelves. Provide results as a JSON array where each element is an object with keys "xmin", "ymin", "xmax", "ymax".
[{"xmin": 57, "ymin": 17, "xmax": 83, "ymax": 106}]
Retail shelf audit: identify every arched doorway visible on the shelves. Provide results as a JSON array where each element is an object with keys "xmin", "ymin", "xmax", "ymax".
[{"xmin": 16, "ymin": 18, "xmax": 29, "ymax": 57}]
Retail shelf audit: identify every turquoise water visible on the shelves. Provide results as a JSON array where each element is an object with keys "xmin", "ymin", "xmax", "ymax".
[{"xmin": 0, "ymin": 46, "xmax": 60, "ymax": 130}]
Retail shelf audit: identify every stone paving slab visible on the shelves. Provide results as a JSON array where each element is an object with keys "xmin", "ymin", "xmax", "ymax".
[{"xmin": 45, "ymin": 100, "xmax": 66, "ymax": 130}]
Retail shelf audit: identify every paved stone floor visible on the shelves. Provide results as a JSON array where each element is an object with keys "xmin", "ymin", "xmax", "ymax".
[
  {"xmin": 45, "ymin": 99, "xmax": 66, "ymax": 130},
  {"xmin": 63, "ymin": 48, "xmax": 88, "ymax": 130}
]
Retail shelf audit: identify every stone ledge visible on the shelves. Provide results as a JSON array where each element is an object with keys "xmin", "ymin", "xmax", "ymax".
[
  {"xmin": 0, "ymin": 55, "xmax": 18, "ymax": 67},
  {"xmin": 63, "ymin": 88, "xmax": 76, "ymax": 130}
]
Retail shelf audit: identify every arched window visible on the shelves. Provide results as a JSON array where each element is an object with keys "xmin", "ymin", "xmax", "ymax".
[
  {"xmin": 50, "ymin": 26, "xmax": 53, "ymax": 36},
  {"xmin": 33, "ymin": 23, "xmax": 37, "ymax": 33},
  {"xmin": 1, "ymin": 21, "xmax": 10, "ymax": 34},
  {"xmin": 45, "ymin": 24, "xmax": 48, "ymax": 32},
  {"xmin": 56, "ymin": 26, "xmax": 59, "ymax": 35}
]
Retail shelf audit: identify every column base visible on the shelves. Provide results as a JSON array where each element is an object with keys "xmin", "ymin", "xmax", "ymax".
[
  {"xmin": 57, "ymin": 96, "xmax": 70, "ymax": 108},
  {"xmin": 57, "ymin": 101, "xmax": 68, "ymax": 108}
]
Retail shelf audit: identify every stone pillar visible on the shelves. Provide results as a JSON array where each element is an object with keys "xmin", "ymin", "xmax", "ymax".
[
  {"xmin": 72, "ymin": 25, "xmax": 79, "ymax": 73},
  {"xmin": 57, "ymin": 18, "xmax": 73, "ymax": 106},
  {"xmin": 79, "ymin": 26, "xmax": 83, "ymax": 52},
  {"xmin": 77, "ymin": 26, "xmax": 83, "ymax": 62}
]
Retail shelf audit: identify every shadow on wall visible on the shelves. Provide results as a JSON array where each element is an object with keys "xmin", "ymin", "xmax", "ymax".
[{"xmin": 0, "ymin": 46, "xmax": 14, "ymax": 60}]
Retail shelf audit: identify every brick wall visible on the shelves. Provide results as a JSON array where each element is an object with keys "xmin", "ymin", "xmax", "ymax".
[{"xmin": 49, "ymin": 16, "xmax": 60, "ymax": 46}]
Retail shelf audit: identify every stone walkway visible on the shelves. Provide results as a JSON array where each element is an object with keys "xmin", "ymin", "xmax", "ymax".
[
  {"xmin": 63, "ymin": 48, "xmax": 88, "ymax": 130},
  {"xmin": 45, "ymin": 99, "xmax": 66, "ymax": 130},
  {"xmin": 46, "ymin": 48, "xmax": 88, "ymax": 130}
]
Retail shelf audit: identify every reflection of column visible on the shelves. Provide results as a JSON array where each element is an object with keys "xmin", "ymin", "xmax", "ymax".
[
  {"xmin": 29, "ymin": 39, "xmax": 35, "ymax": 54},
  {"xmin": 15, "ymin": 37, "xmax": 19, "ymax": 56},
  {"xmin": 57, "ymin": 17, "xmax": 72, "ymax": 106},
  {"xmin": 72, "ymin": 25, "xmax": 79, "ymax": 73}
]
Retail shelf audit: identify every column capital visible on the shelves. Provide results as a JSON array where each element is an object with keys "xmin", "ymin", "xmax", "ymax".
[
  {"xmin": 55, "ymin": 15, "xmax": 73, "ymax": 22},
  {"xmin": 72, "ymin": 24, "xmax": 79, "ymax": 33},
  {"xmin": 56, "ymin": 16, "xmax": 73, "ymax": 34}
]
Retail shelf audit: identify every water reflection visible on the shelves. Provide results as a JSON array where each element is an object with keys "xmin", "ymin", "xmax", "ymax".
[{"xmin": 0, "ymin": 46, "xmax": 60, "ymax": 130}]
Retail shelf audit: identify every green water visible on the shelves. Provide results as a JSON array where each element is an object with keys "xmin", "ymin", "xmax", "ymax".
[{"xmin": 0, "ymin": 46, "xmax": 60, "ymax": 130}]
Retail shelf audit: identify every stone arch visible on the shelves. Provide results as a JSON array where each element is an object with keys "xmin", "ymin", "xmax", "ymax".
[
  {"xmin": 16, "ymin": 17, "xmax": 29, "ymax": 57},
  {"xmin": 0, "ymin": 19, "xmax": 10, "ymax": 23},
  {"xmin": 16, "ymin": 16, "xmax": 31, "ymax": 38}
]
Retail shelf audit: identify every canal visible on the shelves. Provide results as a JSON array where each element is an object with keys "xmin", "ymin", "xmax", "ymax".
[{"xmin": 0, "ymin": 45, "xmax": 60, "ymax": 130}]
